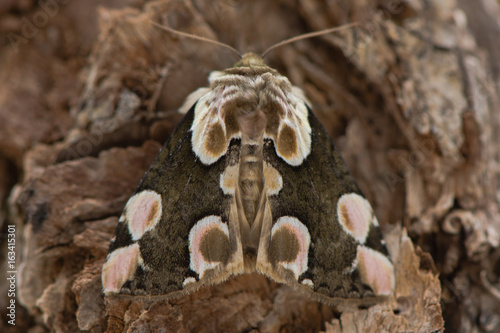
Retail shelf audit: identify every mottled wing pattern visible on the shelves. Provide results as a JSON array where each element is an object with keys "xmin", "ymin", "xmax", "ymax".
[
  {"xmin": 256, "ymin": 106, "xmax": 395, "ymax": 302},
  {"xmin": 102, "ymin": 106, "xmax": 244, "ymax": 297}
]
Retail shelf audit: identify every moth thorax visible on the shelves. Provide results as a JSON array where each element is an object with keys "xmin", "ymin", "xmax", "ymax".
[
  {"xmin": 238, "ymin": 136, "xmax": 264, "ymax": 226},
  {"xmin": 237, "ymin": 109, "xmax": 267, "ymax": 140}
]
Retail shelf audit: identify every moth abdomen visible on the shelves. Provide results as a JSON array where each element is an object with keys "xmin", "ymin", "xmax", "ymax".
[{"xmin": 238, "ymin": 139, "xmax": 265, "ymax": 226}]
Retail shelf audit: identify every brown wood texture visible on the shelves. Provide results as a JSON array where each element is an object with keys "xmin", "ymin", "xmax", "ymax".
[{"xmin": 1, "ymin": 0, "xmax": 499, "ymax": 332}]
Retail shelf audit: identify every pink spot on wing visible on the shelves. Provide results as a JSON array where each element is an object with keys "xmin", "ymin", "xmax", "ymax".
[
  {"xmin": 337, "ymin": 193, "xmax": 374, "ymax": 243},
  {"xmin": 188, "ymin": 216, "xmax": 229, "ymax": 277},
  {"xmin": 356, "ymin": 245, "xmax": 395, "ymax": 295},
  {"xmin": 124, "ymin": 191, "xmax": 162, "ymax": 241},
  {"xmin": 102, "ymin": 243, "xmax": 142, "ymax": 293},
  {"xmin": 272, "ymin": 216, "xmax": 311, "ymax": 279}
]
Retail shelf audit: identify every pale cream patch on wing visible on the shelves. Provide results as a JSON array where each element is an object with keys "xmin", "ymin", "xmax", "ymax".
[
  {"xmin": 266, "ymin": 100, "xmax": 311, "ymax": 166},
  {"xmin": 189, "ymin": 71, "xmax": 312, "ymax": 166},
  {"xmin": 182, "ymin": 277, "xmax": 197, "ymax": 287},
  {"xmin": 190, "ymin": 91, "xmax": 234, "ymax": 165},
  {"xmin": 220, "ymin": 164, "xmax": 239, "ymax": 195},
  {"xmin": 301, "ymin": 278, "xmax": 314, "ymax": 289},
  {"xmin": 102, "ymin": 243, "xmax": 142, "ymax": 294},
  {"xmin": 123, "ymin": 191, "xmax": 162, "ymax": 241},
  {"xmin": 263, "ymin": 162, "xmax": 283, "ymax": 196},
  {"xmin": 337, "ymin": 193, "xmax": 376, "ymax": 244},
  {"xmin": 355, "ymin": 245, "xmax": 395, "ymax": 296},
  {"xmin": 270, "ymin": 216, "xmax": 311, "ymax": 280},
  {"xmin": 188, "ymin": 216, "xmax": 230, "ymax": 278}
]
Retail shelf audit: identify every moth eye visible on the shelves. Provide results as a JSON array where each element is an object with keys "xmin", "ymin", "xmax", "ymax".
[
  {"xmin": 102, "ymin": 243, "xmax": 143, "ymax": 293},
  {"xmin": 270, "ymin": 216, "xmax": 311, "ymax": 280},
  {"xmin": 188, "ymin": 216, "xmax": 230, "ymax": 278},
  {"xmin": 355, "ymin": 245, "xmax": 395, "ymax": 295},
  {"xmin": 337, "ymin": 193, "xmax": 375, "ymax": 244},
  {"xmin": 123, "ymin": 191, "xmax": 162, "ymax": 241}
]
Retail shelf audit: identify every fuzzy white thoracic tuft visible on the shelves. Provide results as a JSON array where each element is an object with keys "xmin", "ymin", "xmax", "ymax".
[{"xmin": 190, "ymin": 67, "xmax": 312, "ymax": 166}]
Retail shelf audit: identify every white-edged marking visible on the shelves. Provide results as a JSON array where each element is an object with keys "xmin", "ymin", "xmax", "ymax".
[
  {"xmin": 301, "ymin": 279, "xmax": 314, "ymax": 288},
  {"xmin": 356, "ymin": 245, "xmax": 395, "ymax": 296},
  {"xmin": 337, "ymin": 193, "xmax": 375, "ymax": 244},
  {"xmin": 188, "ymin": 215, "xmax": 230, "ymax": 278},
  {"xmin": 123, "ymin": 190, "xmax": 162, "ymax": 241},
  {"xmin": 271, "ymin": 216, "xmax": 311, "ymax": 279},
  {"xmin": 102, "ymin": 243, "xmax": 142, "ymax": 293},
  {"xmin": 190, "ymin": 90, "xmax": 235, "ymax": 165},
  {"xmin": 182, "ymin": 277, "xmax": 197, "ymax": 287},
  {"xmin": 266, "ymin": 100, "xmax": 311, "ymax": 166},
  {"xmin": 189, "ymin": 68, "xmax": 312, "ymax": 166}
]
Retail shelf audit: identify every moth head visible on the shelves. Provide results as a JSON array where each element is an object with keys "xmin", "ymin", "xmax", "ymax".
[{"xmin": 233, "ymin": 53, "xmax": 268, "ymax": 68}]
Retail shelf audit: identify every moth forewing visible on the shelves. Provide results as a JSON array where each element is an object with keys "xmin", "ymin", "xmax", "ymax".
[{"xmin": 102, "ymin": 52, "xmax": 394, "ymax": 305}]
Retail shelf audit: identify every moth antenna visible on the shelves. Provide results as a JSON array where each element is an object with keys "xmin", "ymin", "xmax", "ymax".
[
  {"xmin": 261, "ymin": 22, "xmax": 359, "ymax": 58},
  {"xmin": 150, "ymin": 20, "xmax": 242, "ymax": 59}
]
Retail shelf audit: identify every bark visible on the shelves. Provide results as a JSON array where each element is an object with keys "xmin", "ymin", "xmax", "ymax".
[{"xmin": 1, "ymin": 0, "xmax": 499, "ymax": 332}]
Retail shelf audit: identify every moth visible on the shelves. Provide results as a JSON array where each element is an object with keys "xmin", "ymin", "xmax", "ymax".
[{"xmin": 101, "ymin": 48, "xmax": 395, "ymax": 305}]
